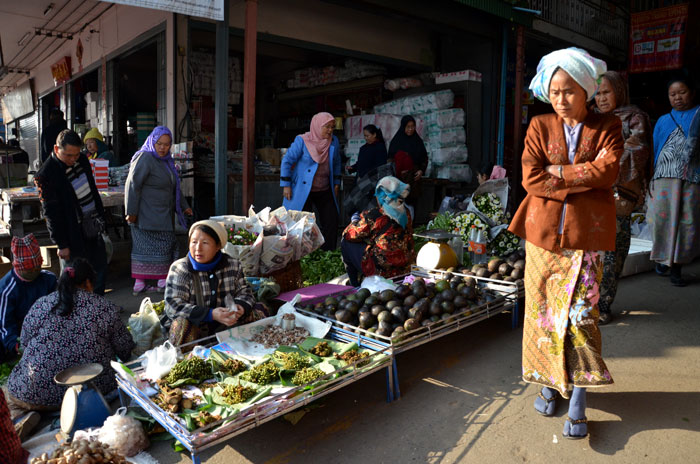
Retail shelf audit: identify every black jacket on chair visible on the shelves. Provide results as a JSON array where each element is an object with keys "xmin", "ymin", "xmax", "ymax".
[{"xmin": 34, "ymin": 154, "xmax": 105, "ymax": 254}]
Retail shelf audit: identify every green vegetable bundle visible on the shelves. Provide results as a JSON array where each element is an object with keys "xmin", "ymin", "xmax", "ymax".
[{"xmin": 300, "ymin": 249, "xmax": 346, "ymax": 286}]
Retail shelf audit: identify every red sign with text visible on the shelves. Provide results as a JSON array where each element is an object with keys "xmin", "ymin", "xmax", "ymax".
[
  {"xmin": 629, "ymin": 4, "xmax": 688, "ymax": 73},
  {"xmin": 50, "ymin": 56, "xmax": 72, "ymax": 85}
]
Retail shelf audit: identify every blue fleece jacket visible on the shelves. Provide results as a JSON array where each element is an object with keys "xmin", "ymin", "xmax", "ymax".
[{"xmin": 0, "ymin": 269, "xmax": 57, "ymax": 352}]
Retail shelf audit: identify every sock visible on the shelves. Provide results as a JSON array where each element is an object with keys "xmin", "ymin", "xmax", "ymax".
[
  {"xmin": 133, "ymin": 279, "xmax": 146, "ymax": 292},
  {"xmin": 157, "ymin": 279, "xmax": 166, "ymax": 288},
  {"xmin": 564, "ymin": 386, "xmax": 588, "ymax": 437},
  {"xmin": 534, "ymin": 386, "xmax": 557, "ymax": 415}
]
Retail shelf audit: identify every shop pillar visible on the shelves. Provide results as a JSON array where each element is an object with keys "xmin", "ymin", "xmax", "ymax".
[
  {"xmin": 242, "ymin": 0, "xmax": 258, "ymax": 212},
  {"xmin": 215, "ymin": 0, "xmax": 230, "ymax": 215}
]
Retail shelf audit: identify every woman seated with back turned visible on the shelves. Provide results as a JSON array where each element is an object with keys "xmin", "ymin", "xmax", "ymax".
[{"xmin": 6, "ymin": 258, "xmax": 134, "ymax": 439}]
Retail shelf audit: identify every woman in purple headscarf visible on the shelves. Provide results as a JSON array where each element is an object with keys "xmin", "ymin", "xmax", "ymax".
[{"xmin": 125, "ymin": 127, "xmax": 192, "ymax": 295}]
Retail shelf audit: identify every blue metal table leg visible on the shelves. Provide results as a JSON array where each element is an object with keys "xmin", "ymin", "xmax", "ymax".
[
  {"xmin": 191, "ymin": 451, "xmax": 201, "ymax": 464},
  {"xmin": 392, "ymin": 358, "xmax": 400, "ymax": 400},
  {"xmin": 118, "ymin": 387, "xmax": 129, "ymax": 408},
  {"xmin": 385, "ymin": 365, "xmax": 393, "ymax": 403},
  {"xmin": 511, "ymin": 300, "xmax": 520, "ymax": 329}
]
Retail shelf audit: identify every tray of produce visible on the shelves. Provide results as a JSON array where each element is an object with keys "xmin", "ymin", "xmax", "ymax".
[
  {"xmin": 295, "ymin": 271, "xmax": 517, "ymax": 354},
  {"xmin": 115, "ymin": 329, "xmax": 391, "ymax": 452},
  {"xmin": 413, "ymin": 248, "xmax": 526, "ymax": 299}
]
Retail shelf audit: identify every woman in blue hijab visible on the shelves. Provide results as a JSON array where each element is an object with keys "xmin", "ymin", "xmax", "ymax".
[{"xmin": 125, "ymin": 126, "xmax": 192, "ymax": 295}]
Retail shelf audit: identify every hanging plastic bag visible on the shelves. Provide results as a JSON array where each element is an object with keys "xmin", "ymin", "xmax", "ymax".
[
  {"xmin": 141, "ymin": 341, "xmax": 178, "ymax": 381},
  {"xmin": 97, "ymin": 407, "xmax": 150, "ymax": 457},
  {"xmin": 128, "ymin": 297, "xmax": 164, "ymax": 356}
]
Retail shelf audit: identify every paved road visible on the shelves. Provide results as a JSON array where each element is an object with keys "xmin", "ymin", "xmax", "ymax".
[{"xmin": 106, "ymin": 252, "xmax": 700, "ymax": 464}]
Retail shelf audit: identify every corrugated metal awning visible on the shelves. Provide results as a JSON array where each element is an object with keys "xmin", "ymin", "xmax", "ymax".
[{"xmin": 450, "ymin": 0, "xmax": 534, "ymax": 26}]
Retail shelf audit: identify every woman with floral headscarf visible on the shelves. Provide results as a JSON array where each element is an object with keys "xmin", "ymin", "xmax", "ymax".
[
  {"xmin": 280, "ymin": 112, "xmax": 341, "ymax": 250},
  {"xmin": 125, "ymin": 126, "xmax": 192, "ymax": 295},
  {"xmin": 508, "ymin": 47, "xmax": 624, "ymax": 439},
  {"xmin": 341, "ymin": 176, "xmax": 415, "ymax": 286}
]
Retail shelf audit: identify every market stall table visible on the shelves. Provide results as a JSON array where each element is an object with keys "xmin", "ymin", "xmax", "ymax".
[
  {"xmin": 115, "ymin": 329, "xmax": 394, "ymax": 464},
  {"xmin": 296, "ymin": 268, "xmax": 520, "ymax": 399},
  {"xmin": 0, "ymin": 186, "xmax": 128, "ymax": 250}
]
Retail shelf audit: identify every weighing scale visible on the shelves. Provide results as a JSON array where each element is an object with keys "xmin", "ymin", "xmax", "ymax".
[
  {"xmin": 413, "ymin": 229, "xmax": 460, "ymax": 270},
  {"xmin": 54, "ymin": 363, "xmax": 112, "ymax": 438}
]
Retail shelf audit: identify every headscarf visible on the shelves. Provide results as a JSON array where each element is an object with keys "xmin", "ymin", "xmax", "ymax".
[
  {"xmin": 599, "ymin": 71, "xmax": 630, "ymax": 107},
  {"xmin": 11, "ymin": 233, "xmax": 43, "ymax": 272},
  {"xmin": 375, "ymin": 176, "xmax": 410, "ymax": 228},
  {"xmin": 529, "ymin": 47, "xmax": 607, "ymax": 103},
  {"xmin": 301, "ymin": 112, "xmax": 335, "ymax": 164},
  {"xmin": 189, "ymin": 220, "xmax": 228, "ymax": 248},
  {"xmin": 388, "ymin": 116, "xmax": 428, "ymax": 169},
  {"xmin": 131, "ymin": 126, "xmax": 186, "ymax": 229}
]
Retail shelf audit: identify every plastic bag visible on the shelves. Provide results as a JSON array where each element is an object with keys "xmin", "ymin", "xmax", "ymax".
[
  {"xmin": 128, "ymin": 297, "xmax": 164, "ymax": 356},
  {"xmin": 141, "ymin": 341, "xmax": 178, "ymax": 381},
  {"xmin": 360, "ymin": 275, "xmax": 397, "ymax": 293},
  {"xmin": 223, "ymin": 232, "xmax": 263, "ymax": 276},
  {"xmin": 466, "ymin": 178, "xmax": 509, "ymax": 225},
  {"xmin": 97, "ymin": 407, "xmax": 149, "ymax": 457}
]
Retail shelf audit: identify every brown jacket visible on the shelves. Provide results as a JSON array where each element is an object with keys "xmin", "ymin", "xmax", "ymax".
[
  {"xmin": 611, "ymin": 105, "xmax": 652, "ymax": 216},
  {"xmin": 509, "ymin": 112, "xmax": 624, "ymax": 252}
]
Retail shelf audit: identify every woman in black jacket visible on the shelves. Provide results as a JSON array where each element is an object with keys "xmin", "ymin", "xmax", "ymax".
[{"xmin": 348, "ymin": 125, "xmax": 388, "ymax": 178}]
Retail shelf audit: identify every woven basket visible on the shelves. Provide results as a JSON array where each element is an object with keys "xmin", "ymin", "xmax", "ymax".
[{"xmin": 260, "ymin": 260, "xmax": 303, "ymax": 293}]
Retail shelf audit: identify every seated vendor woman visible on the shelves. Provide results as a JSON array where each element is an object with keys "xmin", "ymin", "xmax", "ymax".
[
  {"xmin": 5, "ymin": 258, "xmax": 134, "ymax": 440},
  {"xmin": 341, "ymin": 176, "xmax": 416, "ymax": 287},
  {"xmin": 163, "ymin": 220, "xmax": 263, "ymax": 345}
]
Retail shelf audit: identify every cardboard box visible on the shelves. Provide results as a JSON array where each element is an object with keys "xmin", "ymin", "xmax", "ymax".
[
  {"xmin": 256, "ymin": 147, "xmax": 281, "ymax": 166},
  {"xmin": 435, "ymin": 69, "xmax": 482, "ymax": 84}
]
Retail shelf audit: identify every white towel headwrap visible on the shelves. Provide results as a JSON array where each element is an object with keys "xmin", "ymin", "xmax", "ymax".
[{"xmin": 529, "ymin": 47, "xmax": 607, "ymax": 103}]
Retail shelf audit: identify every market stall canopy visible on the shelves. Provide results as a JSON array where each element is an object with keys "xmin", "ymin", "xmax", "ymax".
[{"xmin": 0, "ymin": 0, "xmax": 114, "ymax": 97}]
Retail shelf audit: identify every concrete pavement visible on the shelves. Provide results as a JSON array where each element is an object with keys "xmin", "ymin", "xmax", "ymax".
[{"xmin": 104, "ymin": 252, "xmax": 700, "ymax": 463}]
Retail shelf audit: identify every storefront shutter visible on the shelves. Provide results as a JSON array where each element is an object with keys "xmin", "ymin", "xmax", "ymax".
[{"xmin": 18, "ymin": 112, "xmax": 39, "ymax": 168}]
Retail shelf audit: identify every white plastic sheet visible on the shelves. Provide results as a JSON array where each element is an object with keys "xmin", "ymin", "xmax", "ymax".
[{"xmin": 215, "ymin": 295, "xmax": 331, "ymax": 359}]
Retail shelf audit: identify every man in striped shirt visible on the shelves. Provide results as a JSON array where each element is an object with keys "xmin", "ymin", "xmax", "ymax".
[{"xmin": 34, "ymin": 130, "xmax": 108, "ymax": 293}]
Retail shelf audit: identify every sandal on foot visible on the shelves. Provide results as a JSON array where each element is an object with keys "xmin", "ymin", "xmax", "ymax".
[
  {"xmin": 655, "ymin": 263, "xmax": 670, "ymax": 276},
  {"xmin": 132, "ymin": 282, "xmax": 147, "ymax": 296},
  {"xmin": 534, "ymin": 391, "xmax": 557, "ymax": 417},
  {"xmin": 670, "ymin": 276, "xmax": 688, "ymax": 287},
  {"xmin": 599, "ymin": 311, "xmax": 613, "ymax": 325},
  {"xmin": 563, "ymin": 416, "xmax": 588, "ymax": 440}
]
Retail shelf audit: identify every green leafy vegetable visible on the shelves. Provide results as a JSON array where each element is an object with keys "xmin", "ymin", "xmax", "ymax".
[{"xmin": 300, "ymin": 249, "xmax": 346, "ymax": 286}]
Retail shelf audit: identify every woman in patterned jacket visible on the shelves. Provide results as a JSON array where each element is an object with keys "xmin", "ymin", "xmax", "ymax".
[
  {"xmin": 163, "ymin": 220, "xmax": 262, "ymax": 346},
  {"xmin": 593, "ymin": 70, "xmax": 652, "ymax": 323},
  {"xmin": 509, "ymin": 47, "xmax": 623, "ymax": 440},
  {"xmin": 6, "ymin": 259, "xmax": 134, "ymax": 436},
  {"xmin": 341, "ymin": 176, "xmax": 415, "ymax": 287}
]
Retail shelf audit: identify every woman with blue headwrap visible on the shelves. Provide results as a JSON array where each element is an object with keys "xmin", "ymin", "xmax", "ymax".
[
  {"xmin": 125, "ymin": 126, "xmax": 192, "ymax": 295},
  {"xmin": 341, "ymin": 176, "xmax": 415, "ymax": 287},
  {"xmin": 509, "ymin": 47, "xmax": 624, "ymax": 440}
]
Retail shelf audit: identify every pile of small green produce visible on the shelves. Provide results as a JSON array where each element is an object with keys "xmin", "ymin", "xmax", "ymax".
[
  {"xmin": 221, "ymin": 383, "xmax": 258, "ymax": 404},
  {"xmin": 274, "ymin": 351, "xmax": 311, "ymax": 370},
  {"xmin": 240, "ymin": 361, "xmax": 280, "ymax": 385},
  {"xmin": 292, "ymin": 367, "xmax": 325, "ymax": 385},
  {"xmin": 219, "ymin": 358, "xmax": 247, "ymax": 376},
  {"xmin": 300, "ymin": 276, "xmax": 505, "ymax": 341},
  {"xmin": 164, "ymin": 356, "xmax": 212, "ymax": 385}
]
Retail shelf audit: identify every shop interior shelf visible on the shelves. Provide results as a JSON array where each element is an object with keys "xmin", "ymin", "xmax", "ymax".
[{"xmin": 116, "ymin": 329, "xmax": 393, "ymax": 464}]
